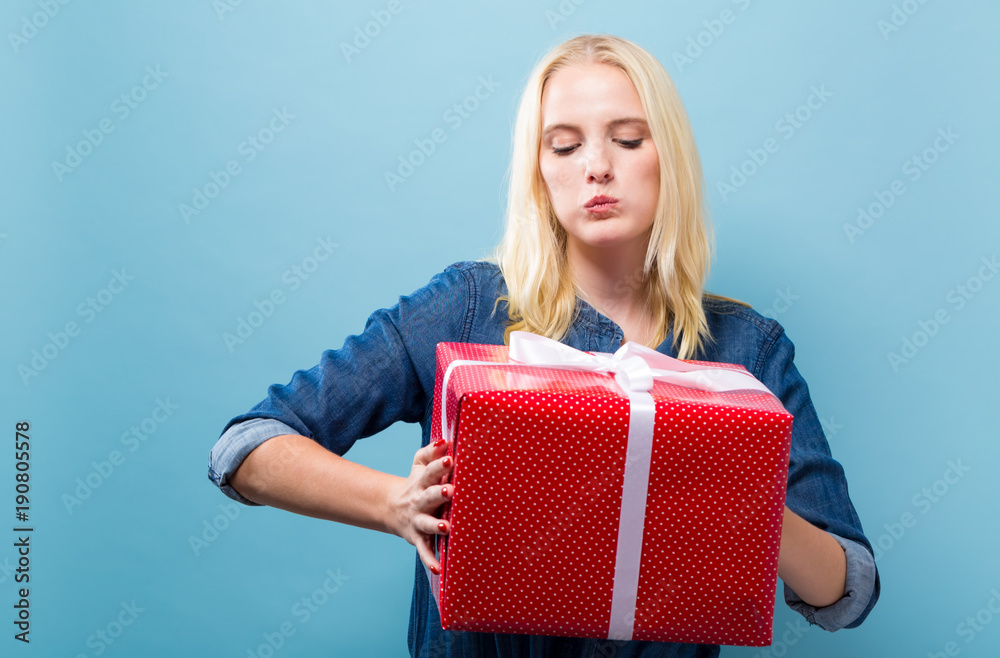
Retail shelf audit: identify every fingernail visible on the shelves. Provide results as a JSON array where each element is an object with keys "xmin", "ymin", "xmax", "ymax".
[
  {"xmin": 438, "ymin": 521, "xmax": 448, "ymax": 533},
  {"xmin": 441, "ymin": 486, "xmax": 450, "ymax": 499},
  {"xmin": 442, "ymin": 456, "xmax": 452, "ymax": 468},
  {"xmin": 429, "ymin": 564, "xmax": 439, "ymax": 575},
  {"xmin": 433, "ymin": 439, "xmax": 446, "ymax": 448}
]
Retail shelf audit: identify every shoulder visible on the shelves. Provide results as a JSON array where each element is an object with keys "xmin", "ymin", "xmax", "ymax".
[
  {"xmin": 397, "ymin": 260, "xmax": 500, "ymax": 303},
  {"xmin": 442, "ymin": 259, "xmax": 503, "ymax": 284},
  {"xmin": 387, "ymin": 260, "xmax": 506, "ymax": 344},
  {"xmin": 437, "ymin": 259, "xmax": 506, "ymax": 301},
  {"xmin": 702, "ymin": 294, "xmax": 783, "ymax": 340},
  {"xmin": 699, "ymin": 294, "xmax": 790, "ymax": 377}
]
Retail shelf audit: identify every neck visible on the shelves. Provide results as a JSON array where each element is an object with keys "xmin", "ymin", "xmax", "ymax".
[
  {"xmin": 567, "ymin": 237, "xmax": 648, "ymax": 305},
  {"xmin": 566, "ymin": 235, "xmax": 653, "ymax": 340}
]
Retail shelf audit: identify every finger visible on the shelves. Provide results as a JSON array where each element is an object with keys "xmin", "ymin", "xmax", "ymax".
[
  {"xmin": 418, "ymin": 483, "xmax": 453, "ymax": 512},
  {"xmin": 414, "ymin": 438, "xmax": 449, "ymax": 466},
  {"xmin": 414, "ymin": 511, "xmax": 450, "ymax": 537},
  {"xmin": 415, "ymin": 532, "xmax": 442, "ymax": 575},
  {"xmin": 419, "ymin": 455, "xmax": 454, "ymax": 489}
]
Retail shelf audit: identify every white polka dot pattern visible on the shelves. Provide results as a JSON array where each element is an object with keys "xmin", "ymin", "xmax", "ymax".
[{"xmin": 428, "ymin": 342, "xmax": 793, "ymax": 647}]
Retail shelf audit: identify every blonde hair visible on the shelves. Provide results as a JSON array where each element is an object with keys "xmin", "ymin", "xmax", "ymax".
[{"xmin": 492, "ymin": 33, "xmax": 749, "ymax": 359}]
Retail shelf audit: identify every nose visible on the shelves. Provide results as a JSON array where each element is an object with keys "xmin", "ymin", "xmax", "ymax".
[{"xmin": 584, "ymin": 144, "xmax": 613, "ymax": 184}]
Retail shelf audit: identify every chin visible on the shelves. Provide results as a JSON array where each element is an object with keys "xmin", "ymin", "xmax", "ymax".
[{"xmin": 579, "ymin": 232, "xmax": 644, "ymax": 249}]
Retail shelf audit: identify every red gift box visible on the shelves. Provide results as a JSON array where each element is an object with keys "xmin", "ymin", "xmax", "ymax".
[{"xmin": 425, "ymin": 332, "xmax": 794, "ymax": 646}]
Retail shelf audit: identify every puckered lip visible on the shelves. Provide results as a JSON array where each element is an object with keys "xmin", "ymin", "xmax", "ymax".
[{"xmin": 584, "ymin": 195, "xmax": 619, "ymax": 209}]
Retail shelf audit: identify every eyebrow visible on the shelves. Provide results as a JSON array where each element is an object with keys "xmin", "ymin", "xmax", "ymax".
[{"xmin": 541, "ymin": 117, "xmax": 648, "ymax": 140}]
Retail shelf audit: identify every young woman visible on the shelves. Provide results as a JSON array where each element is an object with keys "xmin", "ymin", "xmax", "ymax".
[{"xmin": 208, "ymin": 34, "xmax": 879, "ymax": 657}]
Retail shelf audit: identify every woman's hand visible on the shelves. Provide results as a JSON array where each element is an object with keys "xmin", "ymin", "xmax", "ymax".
[{"xmin": 385, "ymin": 439, "xmax": 455, "ymax": 574}]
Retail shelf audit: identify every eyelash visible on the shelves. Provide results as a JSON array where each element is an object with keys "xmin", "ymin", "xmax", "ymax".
[{"xmin": 551, "ymin": 138, "xmax": 644, "ymax": 155}]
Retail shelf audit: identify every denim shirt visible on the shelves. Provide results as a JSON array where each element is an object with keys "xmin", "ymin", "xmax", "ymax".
[{"xmin": 208, "ymin": 261, "xmax": 879, "ymax": 658}]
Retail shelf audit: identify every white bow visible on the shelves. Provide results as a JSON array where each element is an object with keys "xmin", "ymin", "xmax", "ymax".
[{"xmin": 508, "ymin": 330, "xmax": 773, "ymax": 396}]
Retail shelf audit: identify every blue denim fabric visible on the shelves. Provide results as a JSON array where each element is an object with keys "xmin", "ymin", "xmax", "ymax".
[{"xmin": 208, "ymin": 261, "xmax": 880, "ymax": 657}]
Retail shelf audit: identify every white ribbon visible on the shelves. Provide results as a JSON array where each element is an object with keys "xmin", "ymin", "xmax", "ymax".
[
  {"xmin": 437, "ymin": 331, "xmax": 775, "ymax": 640},
  {"xmin": 507, "ymin": 331, "xmax": 773, "ymax": 398}
]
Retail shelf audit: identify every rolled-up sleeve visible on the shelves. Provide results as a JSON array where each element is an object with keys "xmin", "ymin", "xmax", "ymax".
[
  {"xmin": 756, "ymin": 324, "xmax": 880, "ymax": 629},
  {"xmin": 206, "ymin": 263, "xmax": 474, "ymax": 504},
  {"xmin": 783, "ymin": 533, "xmax": 878, "ymax": 631},
  {"xmin": 208, "ymin": 418, "xmax": 301, "ymax": 505}
]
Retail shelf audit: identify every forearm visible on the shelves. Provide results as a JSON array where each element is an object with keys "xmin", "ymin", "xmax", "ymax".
[
  {"xmin": 230, "ymin": 434, "xmax": 404, "ymax": 536},
  {"xmin": 777, "ymin": 505, "xmax": 847, "ymax": 608}
]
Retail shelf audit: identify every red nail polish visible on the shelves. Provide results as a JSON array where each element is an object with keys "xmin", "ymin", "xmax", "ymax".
[
  {"xmin": 438, "ymin": 521, "xmax": 448, "ymax": 533},
  {"xmin": 433, "ymin": 439, "xmax": 446, "ymax": 448},
  {"xmin": 442, "ymin": 486, "xmax": 450, "ymax": 499},
  {"xmin": 429, "ymin": 564, "xmax": 439, "ymax": 575},
  {"xmin": 442, "ymin": 456, "xmax": 452, "ymax": 468}
]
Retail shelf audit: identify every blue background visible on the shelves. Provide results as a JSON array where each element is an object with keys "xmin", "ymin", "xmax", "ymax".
[{"xmin": 2, "ymin": 1, "xmax": 998, "ymax": 656}]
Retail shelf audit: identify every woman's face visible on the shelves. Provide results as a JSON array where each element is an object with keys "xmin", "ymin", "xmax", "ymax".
[{"xmin": 538, "ymin": 62, "xmax": 660, "ymax": 257}]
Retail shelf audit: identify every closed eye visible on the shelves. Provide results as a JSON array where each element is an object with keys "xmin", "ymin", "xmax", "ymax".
[
  {"xmin": 615, "ymin": 138, "xmax": 644, "ymax": 149},
  {"xmin": 551, "ymin": 138, "xmax": 644, "ymax": 155}
]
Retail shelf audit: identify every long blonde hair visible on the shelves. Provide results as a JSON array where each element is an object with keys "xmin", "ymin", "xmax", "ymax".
[{"xmin": 493, "ymin": 34, "xmax": 748, "ymax": 359}]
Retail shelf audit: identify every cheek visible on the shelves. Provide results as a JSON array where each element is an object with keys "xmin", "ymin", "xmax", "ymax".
[
  {"xmin": 627, "ymin": 153, "xmax": 660, "ymax": 211},
  {"xmin": 540, "ymin": 158, "xmax": 576, "ymax": 201},
  {"xmin": 637, "ymin": 151, "xmax": 660, "ymax": 188}
]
